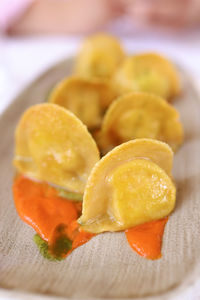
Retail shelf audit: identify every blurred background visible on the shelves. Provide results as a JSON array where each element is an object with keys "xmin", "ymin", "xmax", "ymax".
[{"xmin": 1, "ymin": 0, "xmax": 200, "ymax": 113}]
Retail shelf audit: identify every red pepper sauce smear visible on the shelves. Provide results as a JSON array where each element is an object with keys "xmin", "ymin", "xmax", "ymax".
[
  {"xmin": 125, "ymin": 217, "xmax": 168, "ymax": 260},
  {"xmin": 13, "ymin": 175, "xmax": 94, "ymax": 258},
  {"xmin": 13, "ymin": 175, "xmax": 168, "ymax": 260}
]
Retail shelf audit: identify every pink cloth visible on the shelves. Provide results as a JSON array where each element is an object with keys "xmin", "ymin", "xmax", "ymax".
[{"xmin": 0, "ymin": 0, "xmax": 33, "ymax": 32}]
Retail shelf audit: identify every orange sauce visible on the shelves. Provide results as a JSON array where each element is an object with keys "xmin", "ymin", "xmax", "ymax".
[
  {"xmin": 13, "ymin": 175, "xmax": 168, "ymax": 260},
  {"xmin": 13, "ymin": 175, "xmax": 94, "ymax": 258},
  {"xmin": 125, "ymin": 218, "xmax": 168, "ymax": 260}
]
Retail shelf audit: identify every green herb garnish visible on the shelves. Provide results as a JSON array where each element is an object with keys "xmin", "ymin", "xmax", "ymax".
[
  {"xmin": 58, "ymin": 188, "xmax": 83, "ymax": 202},
  {"xmin": 34, "ymin": 233, "xmax": 72, "ymax": 261},
  {"xmin": 34, "ymin": 234, "xmax": 59, "ymax": 261},
  {"xmin": 51, "ymin": 235, "xmax": 72, "ymax": 258}
]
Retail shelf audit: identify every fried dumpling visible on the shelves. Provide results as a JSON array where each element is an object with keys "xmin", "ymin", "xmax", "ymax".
[
  {"xmin": 75, "ymin": 34, "xmax": 125, "ymax": 79},
  {"xmin": 48, "ymin": 77, "xmax": 115, "ymax": 130},
  {"xmin": 79, "ymin": 139, "xmax": 176, "ymax": 233},
  {"xmin": 97, "ymin": 92, "xmax": 183, "ymax": 154},
  {"xmin": 113, "ymin": 53, "xmax": 180, "ymax": 100},
  {"xmin": 14, "ymin": 103, "xmax": 100, "ymax": 193}
]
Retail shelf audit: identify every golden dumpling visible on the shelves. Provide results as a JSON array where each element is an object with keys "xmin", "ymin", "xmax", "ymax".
[
  {"xmin": 113, "ymin": 53, "xmax": 180, "ymax": 100},
  {"xmin": 79, "ymin": 139, "xmax": 176, "ymax": 233},
  {"xmin": 75, "ymin": 34, "xmax": 125, "ymax": 79},
  {"xmin": 14, "ymin": 103, "xmax": 100, "ymax": 193},
  {"xmin": 98, "ymin": 92, "xmax": 183, "ymax": 154},
  {"xmin": 48, "ymin": 77, "xmax": 115, "ymax": 130}
]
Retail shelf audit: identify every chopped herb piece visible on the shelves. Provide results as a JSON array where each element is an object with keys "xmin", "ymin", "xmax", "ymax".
[
  {"xmin": 34, "ymin": 234, "xmax": 60, "ymax": 261},
  {"xmin": 51, "ymin": 235, "xmax": 72, "ymax": 258},
  {"xmin": 34, "ymin": 234, "xmax": 72, "ymax": 261},
  {"xmin": 58, "ymin": 189, "xmax": 83, "ymax": 202}
]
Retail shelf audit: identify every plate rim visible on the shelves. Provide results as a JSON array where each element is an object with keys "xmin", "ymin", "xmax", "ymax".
[{"xmin": 1, "ymin": 57, "xmax": 200, "ymax": 300}]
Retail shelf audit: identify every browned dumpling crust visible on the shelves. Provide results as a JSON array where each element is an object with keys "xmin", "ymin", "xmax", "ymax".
[{"xmin": 14, "ymin": 103, "xmax": 100, "ymax": 193}]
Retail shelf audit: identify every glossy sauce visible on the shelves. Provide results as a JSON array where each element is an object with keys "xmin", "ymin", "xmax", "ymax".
[
  {"xmin": 125, "ymin": 217, "xmax": 168, "ymax": 260},
  {"xmin": 13, "ymin": 175, "xmax": 167, "ymax": 260},
  {"xmin": 13, "ymin": 176, "xmax": 94, "ymax": 258}
]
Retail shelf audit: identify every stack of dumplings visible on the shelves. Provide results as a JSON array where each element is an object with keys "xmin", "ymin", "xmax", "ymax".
[
  {"xmin": 48, "ymin": 33, "xmax": 183, "ymax": 155},
  {"xmin": 14, "ymin": 33, "xmax": 184, "ymax": 235}
]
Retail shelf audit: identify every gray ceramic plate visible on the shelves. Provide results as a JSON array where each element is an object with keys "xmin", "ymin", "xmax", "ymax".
[{"xmin": 0, "ymin": 58, "xmax": 200, "ymax": 300}]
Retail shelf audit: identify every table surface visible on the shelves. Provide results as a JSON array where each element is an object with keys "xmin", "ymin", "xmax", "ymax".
[{"xmin": 0, "ymin": 32, "xmax": 200, "ymax": 300}]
